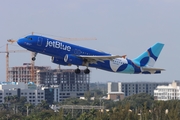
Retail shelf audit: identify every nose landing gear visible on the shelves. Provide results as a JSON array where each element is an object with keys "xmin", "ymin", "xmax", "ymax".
[{"xmin": 32, "ymin": 52, "xmax": 37, "ymax": 61}]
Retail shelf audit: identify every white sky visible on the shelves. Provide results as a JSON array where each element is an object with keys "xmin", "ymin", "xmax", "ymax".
[{"xmin": 0, "ymin": 0, "xmax": 180, "ymax": 83}]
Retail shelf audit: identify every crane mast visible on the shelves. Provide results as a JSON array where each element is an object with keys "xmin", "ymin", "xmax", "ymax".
[
  {"xmin": 6, "ymin": 44, "xmax": 9, "ymax": 82},
  {"xmin": 0, "ymin": 43, "xmax": 34, "ymax": 82}
]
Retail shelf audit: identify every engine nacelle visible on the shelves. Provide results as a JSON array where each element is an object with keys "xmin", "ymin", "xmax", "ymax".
[
  {"xmin": 51, "ymin": 57, "xmax": 71, "ymax": 66},
  {"xmin": 64, "ymin": 54, "xmax": 84, "ymax": 65}
]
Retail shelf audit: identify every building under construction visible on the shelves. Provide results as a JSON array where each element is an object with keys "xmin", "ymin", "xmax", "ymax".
[
  {"xmin": 8, "ymin": 63, "xmax": 50, "ymax": 84},
  {"xmin": 8, "ymin": 63, "xmax": 90, "ymax": 94},
  {"xmin": 38, "ymin": 69, "xmax": 90, "ymax": 101},
  {"xmin": 37, "ymin": 69, "xmax": 90, "ymax": 86}
]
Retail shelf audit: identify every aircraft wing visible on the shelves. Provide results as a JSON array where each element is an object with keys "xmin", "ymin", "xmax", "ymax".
[
  {"xmin": 142, "ymin": 67, "xmax": 165, "ymax": 71},
  {"xmin": 78, "ymin": 55, "xmax": 126, "ymax": 64}
]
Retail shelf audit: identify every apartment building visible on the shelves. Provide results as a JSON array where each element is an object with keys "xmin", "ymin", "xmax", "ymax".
[
  {"xmin": 108, "ymin": 82, "xmax": 169, "ymax": 97},
  {"xmin": 154, "ymin": 80, "xmax": 180, "ymax": 101}
]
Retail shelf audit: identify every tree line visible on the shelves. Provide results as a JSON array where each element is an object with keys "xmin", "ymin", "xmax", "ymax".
[{"xmin": 0, "ymin": 93, "xmax": 180, "ymax": 120}]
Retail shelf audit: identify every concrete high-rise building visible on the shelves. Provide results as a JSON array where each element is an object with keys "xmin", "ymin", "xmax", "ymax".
[
  {"xmin": 36, "ymin": 69, "xmax": 90, "ymax": 86},
  {"xmin": 108, "ymin": 82, "xmax": 169, "ymax": 97},
  {"xmin": 36, "ymin": 69, "xmax": 90, "ymax": 99}
]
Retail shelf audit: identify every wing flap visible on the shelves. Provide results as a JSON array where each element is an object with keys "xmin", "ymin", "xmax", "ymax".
[
  {"xmin": 79, "ymin": 55, "xmax": 126, "ymax": 60},
  {"xmin": 78, "ymin": 55, "xmax": 126, "ymax": 63}
]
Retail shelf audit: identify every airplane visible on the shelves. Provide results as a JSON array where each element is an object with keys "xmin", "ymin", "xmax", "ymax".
[{"xmin": 17, "ymin": 35, "xmax": 165, "ymax": 74}]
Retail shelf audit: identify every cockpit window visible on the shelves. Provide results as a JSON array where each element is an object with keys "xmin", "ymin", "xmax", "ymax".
[{"xmin": 25, "ymin": 37, "xmax": 32, "ymax": 40}]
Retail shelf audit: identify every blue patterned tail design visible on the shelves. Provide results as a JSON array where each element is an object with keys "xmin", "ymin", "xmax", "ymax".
[{"xmin": 133, "ymin": 43, "xmax": 164, "ymax": 67}]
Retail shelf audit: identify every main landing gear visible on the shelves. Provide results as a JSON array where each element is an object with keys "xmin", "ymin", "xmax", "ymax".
[
  {"xmin": 75, "ymin": 67, "xmax": 90, "ymax": 74},
  {"xmin": 75, "ymin": 68, "xmax": 81, "ymax": 74},
  {"xmin": 32, "ymin": 52, "xmax": 37, "ymax": 61},
  {"xmin": 84, "ymin": 68, "xmax": 90, "ymax": 74}
]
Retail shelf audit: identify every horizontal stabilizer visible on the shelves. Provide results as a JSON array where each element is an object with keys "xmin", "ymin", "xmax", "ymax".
[{"xmin": 142, "ymin": 67, "xmax": 165, "ymax": 71}]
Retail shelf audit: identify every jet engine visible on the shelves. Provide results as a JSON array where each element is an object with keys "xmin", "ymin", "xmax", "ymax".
[
  {"xmin": 64, "ymin": 54, "xmax": 84, "ymax": 65},
  {"xmin": 51, "ymin": 57, "xmax": 71, "ymax": 66}
]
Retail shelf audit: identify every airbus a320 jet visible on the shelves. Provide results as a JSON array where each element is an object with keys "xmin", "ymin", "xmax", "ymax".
[{"xmin": 17, "ymin": 35, "xmax": 165, "ymax": 74}]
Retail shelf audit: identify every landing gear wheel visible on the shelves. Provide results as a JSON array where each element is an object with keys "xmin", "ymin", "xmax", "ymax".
[
  {"xmin": 32, "ymin": 52, "xmax": 37, "ymax": 61},
  {"xmin": 32, "ymin": 57, "xmax": 36, "ymax": 61},
  {"xmin": 75, "ymin": 68, "xmax": 81, "ymax": 74},
  {"xmin": 84, "ymin": 68, "xmax": 90, "ymax": 74}
]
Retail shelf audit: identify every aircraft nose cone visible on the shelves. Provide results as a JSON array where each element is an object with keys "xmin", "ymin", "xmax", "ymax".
[{"xmin": 17, "ymin": 38, "xmax": 23, "ymax": 46}]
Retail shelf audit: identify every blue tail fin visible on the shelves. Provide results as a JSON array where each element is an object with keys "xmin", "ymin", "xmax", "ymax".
[{"xmin": 133, "ymin": 43, "xmax": 164, "ymax": 67}]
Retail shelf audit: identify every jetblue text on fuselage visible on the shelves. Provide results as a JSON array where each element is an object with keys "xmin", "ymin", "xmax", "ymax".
[{"xmin": 45, "ymin": 40, "xmax": 71, "ymax": 51}]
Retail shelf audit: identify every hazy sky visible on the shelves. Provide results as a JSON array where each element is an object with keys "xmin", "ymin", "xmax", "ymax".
[{"xmin": 0, "ymin": 0, "xmax": 180, "ymax": 83}]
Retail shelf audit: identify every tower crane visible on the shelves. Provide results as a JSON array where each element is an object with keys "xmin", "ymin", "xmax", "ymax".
[{"xmin": 0, "ymin": 43, "xmax": 34, "ymax": 82}]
